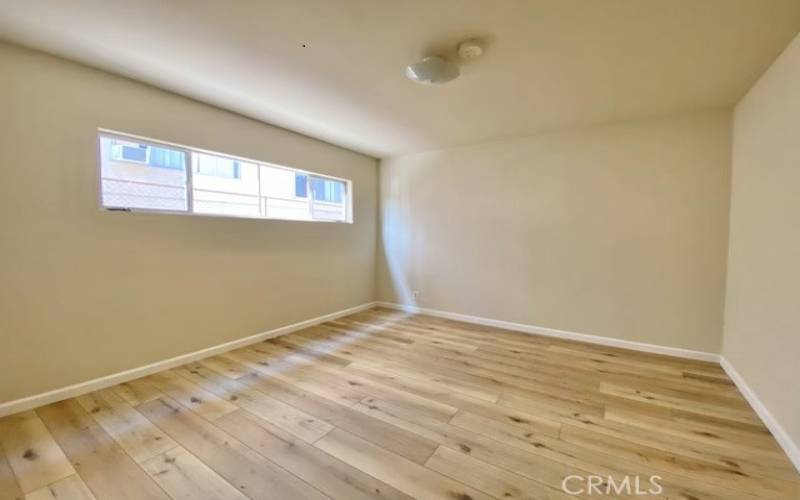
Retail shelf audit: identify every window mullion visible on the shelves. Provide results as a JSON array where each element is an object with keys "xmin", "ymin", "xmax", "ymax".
[
  {"xmin": 307, "ymin": 175, "xmax": 313, "ymax": 220},
  {"xmin": 185, "ymin": 150, "xmax": 194, "ymax": 213},
  {"xmin": 257, "ymin": 163, "xmax": 264, "ymax": 218}
]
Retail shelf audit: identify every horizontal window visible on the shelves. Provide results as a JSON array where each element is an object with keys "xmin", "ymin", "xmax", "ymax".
[{"xmin": 98, "ymin": 131, "xmax": 352, "ymax": 223}]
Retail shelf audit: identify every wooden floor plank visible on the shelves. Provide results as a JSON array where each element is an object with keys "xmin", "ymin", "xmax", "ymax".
[
  {"xmin": 559, "ymin": 409, "xmax": 800, "ymax": 483},
  {"xmin": 253, "ymin": 343, "xmax": 460, "ymax": 422},
  {"xmin": 140, "ymin": 446, "xmax": 248, "ymax": 500},
  {"xmin": 356, "ymin": 396, "xmax": 769, "ymax": 500},
  {"xmin": 348, "ymin": 356, "xmax": 502, "ymax": 403},
  {"xmin": 144, "ymin": 371, "xmax": 237, "ymax": 421},
  {"xmin": 604, "ymin": 405, "xmax": 785, "ymax": 457},
  {"xmin": 0, "ymin": 411, "xmax": 75, "ymax": 493},
  {"xmin": 111, "ymin": 379, "xmax": 163, "ymax": 407},
  {"xmin": 600, "ymin": 382, "xmax": 761, "ymax": 426},
  {"xmin": 238, "ymin": 371, "xmax": 439, "ymax": 464},
  {"xmin": 198, "ymin": 355, "xmax": 252, "ymax": 379},
  {"xmin": 223, "ymin": 349, "xmax": 367, "ymax": 407},
  {"xmin": 35, "ymin": 400, "xmax": 169, "ymax": 500},
  {"xmin": 216, "ymin": 409, "xmax": 414, "ymax": 500},
  {"xmin": 345, "ymin": 361, "xmax": 568, "ymax": 433},
  {"xmin": 315, "ymin": 428, "xmax": 495, "ymax": 500},
  {"xmin": 136, "ymin": 397, "xmax": 329, "ymax": 500},
  {"xmin": 559, "ymin": 424, "xmax": 800, "ymax": 500},
  {"xmin": 425, "ymin": 445, "xmax": 577, "ymax": 500},
  {"xmin": 75, "ymin": 388, "xmax": 177, "ymax": 463},
  {"xmin": 281, "ymin": 329, "xmax": 606, "ymax": 416},
  {"xmin": 352, "ymin": 397, "xmax": 607, "ymax": 497},
  {"xmin": 173, "ymin": 363, "xmax": 334, "ymax": 443},
  {"xmin": 0, "ymin": 442, "xmax": 24, "ymax": 500},
  {"xmin": 240, "ymin": 342, "xmax": 389, "ymax": 407},
  {"xmin": 24, "ymin": 474, "xmax": 96, "ymax": 500}
]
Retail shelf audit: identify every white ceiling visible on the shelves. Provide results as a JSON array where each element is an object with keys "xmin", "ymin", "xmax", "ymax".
[{"xmin": 1, "ymin": 1, "xmax": 799, "ymax": 158}]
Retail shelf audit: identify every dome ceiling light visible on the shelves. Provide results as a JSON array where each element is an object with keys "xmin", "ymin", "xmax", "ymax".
[{"xmin": 405, "ymin": 39, "xmax": 484, "ymax": 85}]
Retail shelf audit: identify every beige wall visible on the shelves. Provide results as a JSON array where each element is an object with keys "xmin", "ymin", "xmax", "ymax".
[
  {"xmin": 0, "ymin": 43, "xmax": 377, "ymax": 403},
  {"xmin": 377, "ymin": 110, "xmax": 732, "ymax": 352},
  {"xmin": 723, "ymin": 33, "xmax": 800, "ymax": 447}
]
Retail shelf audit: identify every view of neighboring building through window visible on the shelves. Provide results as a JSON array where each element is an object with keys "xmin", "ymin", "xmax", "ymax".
[
  {"xmin": 295, "ymin": 173, "xmax": 308, "ymax": 198},
  {"xmin": 111, "ymin": 141, "xmax": 184, "ymax": 169},
  {"xmin": 195, "ymin": 153, "xmax": 241, "ymax": 179},
  {"xmin": 103, "ymin": 138, "xmax": 188, "ymax": 211},
  {"xmin": 99, "ymin": 132, "xmax": 351, "ymax": 222},
  {"xmin": 311, "ymin": 177, "xmax": 344, "ymax": 203}
]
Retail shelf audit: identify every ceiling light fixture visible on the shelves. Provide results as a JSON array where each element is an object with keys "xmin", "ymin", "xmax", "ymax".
[
  {"xmin": 405, "ymin": 56, "xmax": 460, "ymax": 85},
  {"xmin": 405, "ymin": 38, "xmax": 484, "ymax": 85}
]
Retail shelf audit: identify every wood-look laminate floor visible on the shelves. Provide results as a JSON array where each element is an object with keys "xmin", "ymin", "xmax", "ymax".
[{"xmin": 1, "ymin": 307, "xmax": 798, "ymax": 500}]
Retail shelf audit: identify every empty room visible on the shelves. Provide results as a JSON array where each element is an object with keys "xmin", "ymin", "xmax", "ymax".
[{"xmin": 1, "ymin": 1, "xmax": 799, "ymax": 499}]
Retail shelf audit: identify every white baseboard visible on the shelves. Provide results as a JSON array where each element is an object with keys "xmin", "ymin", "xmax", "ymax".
[
  {"xmin": 376, "ymin": 302, "xmax": 720, "ymax": 362},
  {"xmin": 0, "ymin": 301, "xmax": 377, "ymax": 418},
  {"xmin": 720, "ymin": 357, "xmax": 800, "ymax": 473}
]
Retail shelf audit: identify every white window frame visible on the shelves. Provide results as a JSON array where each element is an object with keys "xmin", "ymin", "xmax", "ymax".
[{"xmin": 97, "ymin": 129, "xmax": 353, "ymax": 223}]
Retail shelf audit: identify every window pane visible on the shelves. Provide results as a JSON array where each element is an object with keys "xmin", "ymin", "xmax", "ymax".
[
  {"xmin": 100, "ymin": 136, "xmax": 188, "ymax": 211},
  {"xmin": 311, "ymin": 177, "xmax": 345, "ymax": 204},
  {"xmin": 192, "ymin": 153, "xmax": 259, "ymax": 217},
  {"xmin": 260, "ymin": 165, "xmax": 311, "ymax": 220},
  {"xmin": 196, "ymin": 154, "xmax": 240, "ymax": 178},
  {"xmin": 149, "ymin": 146, "xmax": 184, "ymax": 170},
  {"xmin": 295, "ymin": 174, "xmax": 308, "ymax": 198},
  {"xmin": 111, "ymin": 143, "xmax": 147, "ymax": 163},
  {"xmin": 310, "ymin": 176, "xmax": 346, "ymax": 221}
]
